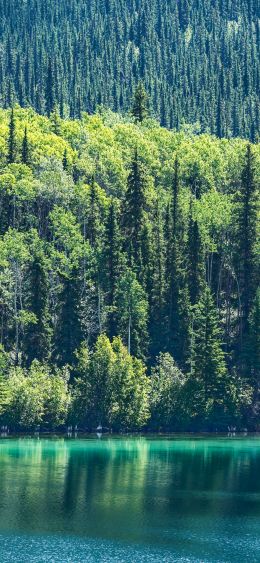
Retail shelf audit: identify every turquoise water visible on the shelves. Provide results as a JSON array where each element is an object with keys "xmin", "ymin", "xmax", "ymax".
[{"xmin": 0, "ymin": 437, "xmax": 259, "ymax": 562}]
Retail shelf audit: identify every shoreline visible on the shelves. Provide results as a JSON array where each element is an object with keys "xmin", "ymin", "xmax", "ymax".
[{"xmin": 0, "ymin": 431, "xmax": 259, "ymax": 440}]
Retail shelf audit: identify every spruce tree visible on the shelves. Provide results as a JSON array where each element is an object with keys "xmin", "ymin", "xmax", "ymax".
[
  {"xmin": 123, "ymin": 149, "xmax": 148, "ymax": 278},
  {"xmin": 236, "ymin": 144, "xmax": 258, "ymax": 340},
  {"xmin": 45, "ymin": 59, "xmax": 55, "ymax": 116},
  {"xmin": 23, "ymin": 248, "xmax": 52, "ymax": 365},
  {"xmin": 54, "ymin": 270, "xmax": 82, "ymax": 367},
  {"xmin": 150, "ymin": 199, "xmax": 166, "ymax": 357},
  {"xmin": 164, "ymin": 157, "xmax": 189, "ymax": 365},
  {"xmin": 187, "ymin": 200, "xmax": 204, "ymax": 305},
  {"xmin": 7, "ymin": 107, "xmax": 16, "ymax": 164},
  {"xmin": 132, "ymin": 82, "xmax": 149, "ymax": 123},
  {"xmin": 103, "ymin": 201, "xmax": 122, "ymax": 338},
  {"xmin": 190, "ymin": 286, "xmax": 228, "ymax": 424},
  {"xmin": 21, "ymin": 126, "xmax": 29, "ymax": 165}
]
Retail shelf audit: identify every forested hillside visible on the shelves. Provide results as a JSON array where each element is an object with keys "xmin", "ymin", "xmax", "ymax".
[
  {"xmin": 0, "ymin": 106, "xmax": 259, "ymax": 431},
  {"xmin": 0, "ymin": 0, "xmax": 259, "ymax": 138}
]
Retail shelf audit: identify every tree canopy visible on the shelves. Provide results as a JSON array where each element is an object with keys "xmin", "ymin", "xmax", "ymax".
[{"xmin": 0, "ymin": 106, "xmax": 259, "ymax": 431}]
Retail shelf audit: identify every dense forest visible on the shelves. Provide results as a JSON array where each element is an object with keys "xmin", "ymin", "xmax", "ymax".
[
  {"xmin": 0, "ymin": 103, "xmax": 259, "ymax": 432},
  {"xmin": 0, "ymin": 0, "xmax": 259, "ymax": 138}
]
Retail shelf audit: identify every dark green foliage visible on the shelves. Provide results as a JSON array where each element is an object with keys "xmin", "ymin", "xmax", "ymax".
[
  {"xmin": 45, "ymin": 59, "xmax": 55, "ymax": 117},
  {"xmin": 187, "ymin": 201, "xmax": 204, "ymax": 305},
  {"xmin": 21, "ymin": 126, "xmax": 29, "ymax": 165},
  {"xmin": 23, "ymin": 247, "xmax": 52, "ymax": 365},
  {"xmin": 149, "ymin": 200, "xmax": 166, "ymax": 358},
  {"xmin": 189, "ymin": 286, "xmax": 228, "ymax": 427},
  {"xmin": 103, "ymin": 201, "xmax": 122, "ymax": 338},
  {"xmin": 123, "ymin": 150, "xmax": 148, "ymax": 276},
  {"xmin": 54, "ymin": 270, "xmax": 82, "ymax": 367},
  {"xmin": 164, "ymin": 158, "xmax": 190, "ymax": 366},
  {"xmin": 7, "ymin": 108, "xmax": 16, "ymax": 164},
  {"xmin": 132, "ymin": 82, "xmax": 149, "ymax": 122},
  {"xmin": 235, "ymin": 144, "xmax": 258, "ymax": 338},
  {"xmin": 0, "ymin": 0, "xmax": 258, "ymax": 138}
]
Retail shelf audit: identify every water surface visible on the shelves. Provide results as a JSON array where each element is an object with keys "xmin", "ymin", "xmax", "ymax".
[{"xmin": 0, "ymin": 436, "xmax": 259, "ymax": 562}]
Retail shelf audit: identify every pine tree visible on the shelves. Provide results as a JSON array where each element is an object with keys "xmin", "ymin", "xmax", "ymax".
[
  {"xmin": 21, "ymin": 126, "xmax": 29, "ymax": 165},
  {"xmin": 150, "ymin": 199, "xmax": 166, "ymax": 357},
  {"xmin": 103, "ymin": 201, "xmax": 122, "ymax": 338},
  {"xmin": 45, "ymin": 59, "xmax": 55, "ymax": 116},
  {"xmin": 123, "ymin": 149, "xmax": 148, "ymax": 277},
  {"xmin": 7, "ymin": 107, "xmax": 16, "ymax": 164},
  {"xmin": 164, "ymin": 157, "xmax": 189, "ymax": 365},
  {"xmin": 54, "ymin": 270, "xmax": 82, "ymax": 367},
  {"xmin": 187, "ymin": 200, "xmax": 204, "ymax": 305},
  {"xmin": 236, "ymin": 144, "xmax": 258, "ymax": 340},
  {"xmin": 190, "ymin": 286, "xmax": 227, "ymax": 423},
  {"xmin": 132, "ymin": 82, "xmax": 149, "ymax": 123},
  {"xmin": 23, "ymin": 248, "xmax": 52, "ymax": 365}
]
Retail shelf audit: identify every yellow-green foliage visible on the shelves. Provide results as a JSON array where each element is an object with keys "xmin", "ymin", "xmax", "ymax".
[
  {"xmin": 0, "ymin": 105, "xmax": 258, "ymax": 255},
  {"xmin": 0, "ymin": 106, "xmax": 259, "ymax": 192}
]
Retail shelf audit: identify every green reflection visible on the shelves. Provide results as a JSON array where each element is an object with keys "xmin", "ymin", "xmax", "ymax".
[{"xmin": 0, "ymin": 437, "xmax": 259, "ymax": 551}]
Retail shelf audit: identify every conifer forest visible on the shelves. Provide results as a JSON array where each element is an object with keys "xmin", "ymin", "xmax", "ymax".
[
  {"xmin": 0, "ymin": 0, "xmax": 259, "ymax": 433},
  {"xmin": 0, "ymin": 0, "xmax": 259, "ymax": 138}
]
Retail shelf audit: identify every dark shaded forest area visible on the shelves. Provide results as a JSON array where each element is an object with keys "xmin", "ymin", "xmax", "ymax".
[{"xmin": 0, "ymin": 0, "xmax": 259, "ymax": 138}]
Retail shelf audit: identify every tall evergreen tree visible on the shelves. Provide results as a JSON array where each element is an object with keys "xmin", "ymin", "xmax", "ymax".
[
  {"xmin": 189, "ymin": 286, "xmax": 228, "ymax": 425},
  {"xmin": 21, "ymin": 126, "xmax": 29, "ymax": 165},
  {"xmin": 165, "ymin": 157, "xmax": 189, "ymax": 365},
  {"xmin": 150, "ymin": 199, "xmax": 166, "ymax": 357},
  {"xmin": 45, "ymin": 59, "xmax": 55, "ymax": 117},
  {"xmin": 132, "ymin": 82, "xmax": 149, "ymax": 123},
  {"xmin": 7, "ymin": 107, "xmax": 16, "ymax": 164},
  {"xmin": 23, "ymin": 247, "xmax": 52, "ymax": 365},
  {"xmin": 54, "ymin": 270, "xmax": 82, "ymax": 367},
  {"xmin": 187, "ymin": 200, "xmax": 204, "ymax": 305},
  {"xmin": 236, "ymin": 144, "xmax": 258, "ymax": 340},
  {"xmin": 123, "ymin": 150, "xmax": 148, "ymax": 277},
  {"xmin": 103, "ymin": 201, "xmax": 122, "ymax": 338}
]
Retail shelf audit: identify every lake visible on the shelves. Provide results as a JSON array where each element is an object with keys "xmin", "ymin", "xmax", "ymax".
[{"xmin": 0, "ymin": 437, "xmax": 259, "ymax": 562}]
